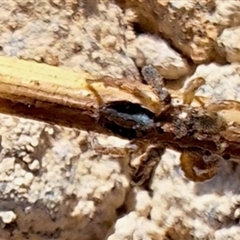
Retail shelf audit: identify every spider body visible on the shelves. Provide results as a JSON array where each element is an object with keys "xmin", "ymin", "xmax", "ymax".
[{"xmin": 88, "ymin": 64, "xmax": 238, "ymax": 186}]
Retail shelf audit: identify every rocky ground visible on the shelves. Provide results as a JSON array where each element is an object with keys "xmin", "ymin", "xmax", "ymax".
[{"xmin": 0, "ymin": 0, "xmax": 240, "ymax": 239}]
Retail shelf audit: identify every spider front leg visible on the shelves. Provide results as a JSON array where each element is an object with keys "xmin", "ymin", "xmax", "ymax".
[
  {"xmin": 180, "ymin": 149, "xmax": 223, "ymax": 182},
  {"xmin": 182, "ymin": 77, "xmax": 206, "ymax": 105},
  {"xmin": 88, "ymin": 132, "xmax": 134, "ymax": 156},
  {"xmin": 89, "ymin": 133, "xmax": 165, "ymax": 187},
  {"xmin": 141, "ymin": 64, "xmax": 171, "ymax": 104},
  {"xmin": 130, "ymin": 144, "xmax": 165, "ymax": 187},
  {"xmin": 87, "ymin": 76, "xmax": 155, "ymax": 108}
]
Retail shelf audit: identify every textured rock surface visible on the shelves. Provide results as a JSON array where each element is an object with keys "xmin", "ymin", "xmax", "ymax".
[
  {"xmin": 183, "ymin": 63, "xmax": 240, "ymax": 101},
  {"xmin": 0, "ymin": 0, "xmax": 240, "ymax": 240},
  {"xmin": 0, "ymin": 116, "xmax": 130, "ymax": 239},
  {"xmin": 0, "ymin": 0, "xmax": 138, "ymax": 79},
  {"xmin": 127, "ymin": 34, "xmax": 190, "ymax": 79},
  {"xmin": 0, "ymin": 116, "xmax": 131, "ymax": 240},
  {"xmin": 118, "ymin": 0, "xmax": 240, "ymax": 63},
  {"xmin": 217, "ymin": 27, "xmax": 240, "ymax": 63}
]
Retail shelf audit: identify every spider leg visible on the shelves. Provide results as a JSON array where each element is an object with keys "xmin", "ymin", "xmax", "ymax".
[
  {"xmin": 87, "ymin": 77, "xmax": 154, "ymax": 107},
  {"xmin": 182, "ymin": 77, "xmax": 206, "ymax": 105},
  {"xmin": 88, "ymin": 132, "xmax": 132, "ymax": 156},
  {"xmin": 141, "ymin": 64, "xmax": 171, "ymax": 104},
  {"xmin": 130, "ymin": 144, "xmax": 165, "ymax": 187}
]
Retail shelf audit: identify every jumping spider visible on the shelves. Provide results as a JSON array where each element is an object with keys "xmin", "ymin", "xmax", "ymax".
[{"xmin": 87, "ymin": 65, "xmax": 229, "ymax": 186}]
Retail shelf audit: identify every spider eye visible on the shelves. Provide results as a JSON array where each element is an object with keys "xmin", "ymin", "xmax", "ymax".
[
  {"xmin": 222, "ymin": 153, "xmax": 231, "ymax": 160},
  {"xmin": 204, "ymin": 150, "xmax": 211, "ymax": 156}
]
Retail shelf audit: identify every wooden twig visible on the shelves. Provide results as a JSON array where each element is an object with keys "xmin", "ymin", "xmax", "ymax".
[
  {"xmin": 0, "ymin": 56, "xmax": 160, "ymax": 134},
  {"xmin": 1, "ymin": 56, "xmax": 240, "ymax": 164}
]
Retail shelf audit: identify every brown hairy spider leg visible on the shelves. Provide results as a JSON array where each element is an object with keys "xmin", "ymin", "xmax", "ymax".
[
  {"xmin": 180, "ymin": 150, "xmax": 219, "ymax": 182},
  {"xmin": 141, "ymin": 64, "xmax": 171, "ymax": 104},
  {"xmin": 86, "ymin": 77, "xmax": 154, "ymax": 106},
  {"xmin": 130, "ymin": 144, "xmax": 165, "ymax": 186},
  {"xmin": 183, "ymin": 77, "xmax": 206, "ymax": 105}
]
